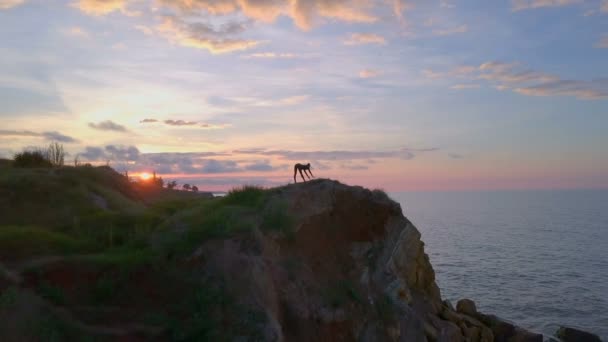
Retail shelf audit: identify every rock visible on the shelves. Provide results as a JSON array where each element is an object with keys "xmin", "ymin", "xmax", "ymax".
[
  {"xmin": 456, "ymin": 298, "xmax": 478, "ymax": 316},
  {"xmin": 556, "ymin": 326, "xmax": 602, "ymax": 342},
  {"xmin": 510, "ymin": 327, "xmax": 543, "ymax": 342}
]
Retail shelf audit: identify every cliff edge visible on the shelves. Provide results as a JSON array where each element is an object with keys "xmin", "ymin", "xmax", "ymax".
[
  {"xmin": 188, "ymin": 179, "xmax": 543, "ymax": 341},
  {"xmin": 0, "ymin": 170, "xmax": 555, "ymax": 341}
]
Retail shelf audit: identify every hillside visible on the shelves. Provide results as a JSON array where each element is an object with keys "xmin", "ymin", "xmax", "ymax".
[{"xmin": 0, "ymin": 164, "xmax": 557, "ymax": 341}]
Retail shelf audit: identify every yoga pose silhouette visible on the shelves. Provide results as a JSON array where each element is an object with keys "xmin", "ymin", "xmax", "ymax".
[{"xmin": 293, "ymin": 163, "xmax": 314, "ymax": 183}]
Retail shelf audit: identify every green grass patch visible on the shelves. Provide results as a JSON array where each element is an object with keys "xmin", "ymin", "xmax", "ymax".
[
  {"xmin": 0, "ymin": 226, "xmax": 95, "ymax": 260},
  {"xmin": 159, "ymin": 187, "xmax": 294, "ymax": 259},
  {"xmin": 223, "ymin": 185, "xmax": 267, "ymax": 207}
]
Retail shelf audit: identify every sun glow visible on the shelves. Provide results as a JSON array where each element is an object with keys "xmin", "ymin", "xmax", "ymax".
[{"xmin": 139, "ymin": 172, "xmax": 152, "ymax": 181}]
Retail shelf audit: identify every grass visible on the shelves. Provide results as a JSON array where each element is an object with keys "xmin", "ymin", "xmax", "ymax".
[
  {"xmin": 0, "ymin": 226, "xmax": 95, "ymax": 260},
  {"xmin": 0, "ymin": 163, "xmax": 295, "ymax": 340},
  {"xmin": 159, "ymin": 185, "xmax": 294, "ymax": 259}
]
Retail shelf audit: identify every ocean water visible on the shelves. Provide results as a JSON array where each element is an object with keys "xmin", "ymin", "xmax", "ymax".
[{"xmin": 391, "ymin": 190, "xmax": 608, "ymax": 340}]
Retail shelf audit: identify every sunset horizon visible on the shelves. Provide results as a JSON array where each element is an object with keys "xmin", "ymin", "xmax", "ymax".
[{"xmin": 2, "ymin": 0, "xmax": 607, "ymax": 192}]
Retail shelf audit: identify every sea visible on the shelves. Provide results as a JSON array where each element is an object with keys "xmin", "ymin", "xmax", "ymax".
[{"xmin": 390, "ymin": 190, "xmax": 608, "ymax": 340}]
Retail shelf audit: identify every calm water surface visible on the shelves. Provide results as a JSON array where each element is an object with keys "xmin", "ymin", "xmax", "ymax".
[{"xmin": 391, "ymin": 190, "xmax": 608, "ymax": 339}]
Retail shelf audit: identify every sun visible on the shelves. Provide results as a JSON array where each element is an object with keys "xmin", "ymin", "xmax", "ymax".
[{"xmin": 140, "ymin": 172, "xmax": 152, "ymax": 181}]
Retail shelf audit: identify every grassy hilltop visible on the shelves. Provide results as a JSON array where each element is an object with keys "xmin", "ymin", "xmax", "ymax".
[
  {"xmin": 0, "ymin": 159, "xmax": 546, "ymax": 342},
  {"xmin": 0, "ymin": 160, "xmax": 294, "ymax": 341}
]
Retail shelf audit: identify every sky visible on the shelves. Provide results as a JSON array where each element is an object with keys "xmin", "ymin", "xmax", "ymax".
[{"xmin": 1, "ymin": 0, "xmax": 607, "ymax": 191}]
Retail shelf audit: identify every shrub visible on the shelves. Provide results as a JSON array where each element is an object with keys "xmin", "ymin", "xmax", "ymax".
[
  {"xmin": 224, "ymin": 185, "xmax": 266, "ymax": 207},
  {"xmin": 13, "ymin": 150, "xmax": 52, "ymax": 168},
  {"xmin": 12, "ymin": 142, "xmax": 65, "ymax": 168}
]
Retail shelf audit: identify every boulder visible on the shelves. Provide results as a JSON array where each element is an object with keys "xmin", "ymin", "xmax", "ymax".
[
  {"xmin": 556, "ymin": 326, "xmax": 602, "ymax": 342},
  {"xmin": 456, "ymin": 298, "xmax": 478, "ymax": 316}
]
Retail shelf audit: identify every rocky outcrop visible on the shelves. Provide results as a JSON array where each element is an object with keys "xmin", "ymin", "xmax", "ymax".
[
  {"xmin": 191, "ymin": 179, "xmax": 547, "ymax": 341},
  {"xmin": 556, "ymin": 326, "xmax": 602, "ymax": 342}
]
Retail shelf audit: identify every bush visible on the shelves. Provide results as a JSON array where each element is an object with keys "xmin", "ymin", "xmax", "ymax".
[
  {"xmin": 13, "ymin": 142, "xmax": 65, "ymax": 168},
  {"xmin": 13, "ymin": 150, "xmax": 52, "ymax": 168}
]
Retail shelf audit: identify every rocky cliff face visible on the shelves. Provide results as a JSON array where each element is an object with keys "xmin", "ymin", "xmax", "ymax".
[{"xmin": 192, "ymin": 179, "xmax": 543, "ymax": 342}]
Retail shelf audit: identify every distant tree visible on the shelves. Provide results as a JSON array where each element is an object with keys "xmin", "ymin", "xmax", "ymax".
[
  {"xmin": 183, "ymin": 184, "xmax": 191, "ymax": 191},
  {"xmin": 167, "ymin": 180, "xmax": 178, "ymax": 190},
  {"xmin": 47, "ymin": 142, "xmax": 65, "ymax": 167},
  {"xmin": 191, "ymin": 185, "xmax": 199, "ymax": 192},
  {"xmin": 74, "ymin": 154, "xmax": 81, "ymax": 167},
  {"xmin": 155, "ymin": 176, "xmax": 164, "ymax": 188}
]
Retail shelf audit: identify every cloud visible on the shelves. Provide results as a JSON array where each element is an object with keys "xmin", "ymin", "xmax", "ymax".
[
  {"xmin": 603, "ymin": 0, "xmax": 608, "ymax": 12},
  {"xmin": 595, "ymin": 35, "xmax": 608, "ymax": 48},
  {"xmin": 344, "ymin": 33, "xmax": 386, "ymax": 45},
  {"xmin": 448, "ymin": 153, "xmax": 464, "ymax": 159},
  {"xmin": 244, "ymin": 52, "xmax": 298, "ymax": 59},
  {"xmin": 0, "ymin": 130, "xmax": 78, "ymax": 143},
  {"xmin": 513, "ymin": 79, "xmax": 608, "ymax": 99},
  {"xmin": 279, "ymin": 95, "xmax": 309, "ymax": 105},
  {"xmin": 0, "ymin": 0, "xmax": 25, "ymax": 9},
  {"xmin": 433, "ymin": 24, "xmax": 468, "ymax": 36},
  {"xmin": 511, "ymin": 0, "xmax": 582, "ymax": 11},
  {"xmin": 164, "ymin": 119, "xmax": 198, "ymax": 126},
  {"xmin": 359, "ymin": 69, "xmax": 381, "ymax": 78},
  {"xmin": 199, "ymin": 123, "xmax": 232, "ymax": 129},
  {"xmin": 450, "ymin": 84, "xmax": 480, "ymax": 90},
  {"xmin": 159, "ymin": 0, "xmax": 379, "ymax": 31},
  {"xmin": 80, "ymin": 145, "xmax": 139, "ymax": 162},
  {"xmin": 62, "ymin": 26, "xmax": 90, "ymax": 38},
  {"xmin": 244, "ymin": 160, "xmax": 277, "ymax": 172},
  {"xmin": 140, "ymin": 118, "xmax": 230, "ymax": 129},
  {"xmin": 105, "ymin": 145, "xmax": 140, "ymax": 161},
  {"xmin": 235, "ymin": 147, "xmax": 438, "ymax": 161},
  {"xmin": 426, "ymin": 61, "xmax": 607, "ymax": 100},
  {"xmin": 43, "ymin": 131, "xmax": 79, "ymax": 143},
  {"xmin": 71, "ymin": 0, "xmax": 127, "ymax": 15},
  {"xmin": 88, "ymin": 120, "xmax": 129, "ymax": 132},
  {"xmin": 156, "ymin": 15, "xmax": 260, "ymax": 53}
]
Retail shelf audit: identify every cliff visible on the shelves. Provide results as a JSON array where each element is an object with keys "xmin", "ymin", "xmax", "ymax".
[
  {"xmin": 0, "ymin": 169, "xmax": 552, "ymax": 341},
  {"xmin": 189, "ymin": 179, "xmax": 542, "ymax": 341}
]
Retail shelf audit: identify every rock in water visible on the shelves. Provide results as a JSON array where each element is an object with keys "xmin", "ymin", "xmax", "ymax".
[
  {"xmin": 556, "ymin": 326, "xmax": 602, "ymax": 342},
  {"xmin": 456, "ymin": 298, "xmax": 478, "ymax": 316}
]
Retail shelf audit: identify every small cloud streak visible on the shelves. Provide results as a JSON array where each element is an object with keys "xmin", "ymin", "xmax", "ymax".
[
  {"xmin": 359, "ymin": 69, "xmax": 381, "ymax": 78},
  {"xmin": 426, "ymin": 61, "xmax": 608, "ymax": 100},
  {"xmin": 0, "ymin": 0, "xmax": 25, "ymax": 9},
  {"xmin": 344, "ymin": 33, "xmax": 386, "ymax": 45},
  {"xmin": 62, "ymin": 26, "xmax": 90, "ymax": 38},
  {"xmin": 450, "ymin": 84, "xmax": 479, "ymax": 90},
  {"xmin": 235, "ymin": 147, "xmax": 438, "ymax": 161},
  {"xmin": 448, "ymin": 153, "xmax": 465, "ymax": 159},
  {"xmin": 141, "ymin": 118, "xmax": 230, "ymax": 129},
  {"xmin": 511, "ymin": 0, "xmax": 582, "ymax": 11},
  {"xmin": 244, "ymin": 52, "xmax": 298, "ymax": 59},
  {"xmin": 88, "ymin": 120, "xmax": 128, "ymax": 132},
  {"xmin": 279, "ymin": 95, "xmax": 309, "ymax": 105},
  {"xmin": 433, "ymin": 24, "xmax": 468, "ymax": 36},
  {"xmin": 71, "ymin": 0, "xmax": 126, "ymax": 15},
  {"xmin": 0, "ymin": 130, "xmax": 78, "ymax": 143},
  {"xmin": 164, "ymin": 119, "xmax": 198, "ymax": 126}
]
